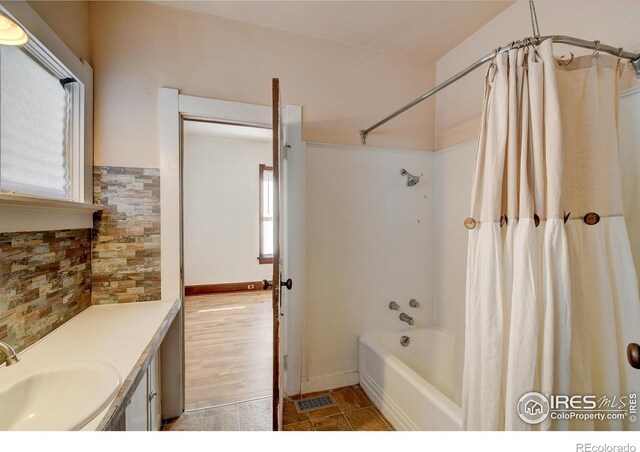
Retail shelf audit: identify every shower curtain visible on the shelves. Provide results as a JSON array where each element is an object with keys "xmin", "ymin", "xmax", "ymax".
[{"xmin": 463, "ymin": 38, "xmax": 640, "ymax": 431}]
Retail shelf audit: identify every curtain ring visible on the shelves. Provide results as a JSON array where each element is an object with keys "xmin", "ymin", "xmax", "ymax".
[
  {"xmin": 616, "ymin": 47, "xmax": 624, "ymax": 64},
  {"xmin": 593, "ymin": 40, "xmax": 601, "ymax": 58},
  {"xmin": 559, "ymin": 52, "xmax": 574, "ymax": 66},
  {"xmin": 486, "ymin": 49, "xmax": 498, "ymax": 83},
  {"xmin": 529, "ymin": 37, "xmax": 541, "ymax": 59}
]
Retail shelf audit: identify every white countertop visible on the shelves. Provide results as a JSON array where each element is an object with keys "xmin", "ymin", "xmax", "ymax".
[{"xmin": 0, "ymin": 301, "xmax": 176, "ymax": 430}]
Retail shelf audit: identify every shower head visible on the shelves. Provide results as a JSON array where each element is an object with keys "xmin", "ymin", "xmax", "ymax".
[{"xmin": 400, "ymin": 168, "xmax": 420, "ymax": 186}]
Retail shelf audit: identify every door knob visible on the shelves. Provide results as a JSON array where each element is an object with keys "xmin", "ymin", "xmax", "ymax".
[
  {"xmin": 262, "ymin": 279, "xmax": 292, "ymax": 290},
  {"xmin": 628, "ymin": 343, "xmax": 640, "ymax": 369}
]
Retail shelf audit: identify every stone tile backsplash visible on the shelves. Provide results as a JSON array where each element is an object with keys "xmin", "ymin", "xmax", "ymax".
[
  {"xmin": 92, "ymin": 166, "xmax": 161, "ymax": 304},
  {"xmin": 0, "ymin": 166, "xmax": 161, "ymax": 352},
  {"xmin": 0, "ymin": 229, "xmax": 92, "ymax": 352}
]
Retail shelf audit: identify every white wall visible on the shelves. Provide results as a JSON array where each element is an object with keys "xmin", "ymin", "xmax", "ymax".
[
  {"xmin": 303, "ymin": 143, "xmax": 434, "ymax": 391},
  {"xmin": 28, "ymin": 1, "xmax": 91, "ymax": 63},
  {"xmin": 434, "ymin": 1, "xmax": 640, "ymax": 149},
  {"xmin": 183, "ymin": 134, "xmax": 272, "ymax": 285},
  {"xmin": 91, "ymin": 1, "xmax": 435, "ymax": 169}
]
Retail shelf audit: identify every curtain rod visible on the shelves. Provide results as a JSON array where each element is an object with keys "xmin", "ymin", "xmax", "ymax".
[{"xmin": 359, "ymin": 35, "xmax": 640, "ymax": 144}]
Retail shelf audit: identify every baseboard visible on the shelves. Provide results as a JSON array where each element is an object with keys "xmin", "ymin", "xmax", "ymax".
[
  {"xmin": 300, "ymin": 371, "xmax": 359, "ymax": 393},
  {"xmin": 184, "ymin": 281, "xmax": 264, "ymax": 295}
]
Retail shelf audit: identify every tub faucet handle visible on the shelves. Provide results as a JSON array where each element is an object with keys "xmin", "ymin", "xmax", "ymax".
[
  {"xmin": 389, "ymin": 301, "xmax": 400, "ymax": 311},
  {"xmin": 409, "ymin": 299, "xmax": 420, "ymax": 308}
]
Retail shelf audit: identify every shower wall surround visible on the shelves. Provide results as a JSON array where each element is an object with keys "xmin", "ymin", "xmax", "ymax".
[
  {"xmin": 304, "ymin": 143, "xmax": 434, "ymax": 391},
  {"xmin": 92, "ymin": 166, "xmax": 161, "ymax": 304},
  {"xmin": 432, "ymin": 140, "xmax": 479, "ymax": 405},
  {"xmin": 0, "ymin": 229, "xmax": 92, "ymax": 352}
]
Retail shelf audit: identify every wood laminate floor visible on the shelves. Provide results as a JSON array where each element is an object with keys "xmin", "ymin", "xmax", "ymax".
[{"xmin": 184, "ymin": 291, "xmax": 273, "ymax": 409}]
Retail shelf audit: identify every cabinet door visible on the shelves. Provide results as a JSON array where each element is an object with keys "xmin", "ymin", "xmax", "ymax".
[
  {"xmin": 148, "ymin": 354, "xmax": 161, "ymax": 431},
  {"xmin": 125, "ymin": 370, "xmax": 149, "ymax": 431}
]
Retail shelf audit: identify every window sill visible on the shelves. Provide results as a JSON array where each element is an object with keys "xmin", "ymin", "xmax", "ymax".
[
  {"xmin": 258, "ymin": 256, "xmax": 274, "ymax": 265},
  {"xmin": 0, "ymin": 193, "xmax": 103, "ymax": 233},
  {"xmin": 0, "ymin": 193, "xmax": 102, "ymax": 212}
]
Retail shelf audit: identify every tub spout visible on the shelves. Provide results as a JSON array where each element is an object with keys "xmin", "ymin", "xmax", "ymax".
[{"xmin": 399, "ymin": 312, "xmax": 414, "ymax": 326}]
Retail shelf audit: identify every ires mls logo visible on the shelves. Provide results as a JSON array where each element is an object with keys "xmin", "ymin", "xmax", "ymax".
[
  {"xmin": 517, "ymin": 392, "xmax": 550, "ymax": 424},
  {"xmin": 551, "ymin": 394, "xmax": 598, "ymax": 410},
  {"xmin": 517, "ymin": 392, "xmax": 638, "ymax": 424}
]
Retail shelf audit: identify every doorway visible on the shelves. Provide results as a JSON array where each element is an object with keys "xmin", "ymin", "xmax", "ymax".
[
  {"xmin": 158, "ymin": 89, "xmax": 304, "ymax": 430},
  {"xmin": 173, "ymin": 120, "xmax": 274, "ymax": 430}
]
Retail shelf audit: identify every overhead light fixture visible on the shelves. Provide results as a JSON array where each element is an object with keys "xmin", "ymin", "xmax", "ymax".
[{"xmin": 0, "ymin": 13, "xmax": 27, "ymax": 46}]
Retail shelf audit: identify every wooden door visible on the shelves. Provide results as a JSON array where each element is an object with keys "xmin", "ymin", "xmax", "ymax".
[
  {"xmin": 271, "ymin": 78, "xmax": 283, "ymax": 430},
  {"xmin": 262, "ymin": 80, "xmax": 293, "ymax": 429}
]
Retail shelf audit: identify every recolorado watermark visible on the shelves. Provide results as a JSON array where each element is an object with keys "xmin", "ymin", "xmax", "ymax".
[
  {"xmin": 517, "ymin": 391, "xmax": 637, "ymax": 425},
  {"xmin": 576, "ymin": 444, "xmax": 636, "ymax": 452}
]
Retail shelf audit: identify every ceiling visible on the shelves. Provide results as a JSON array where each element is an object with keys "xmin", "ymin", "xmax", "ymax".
[
  {"xmin": 154, "ymin": 1, "xmax": 513, "ymax": 62},
  {"xmin": 183, "ymin": 120, "xmax": 272, "ymax": 142}
]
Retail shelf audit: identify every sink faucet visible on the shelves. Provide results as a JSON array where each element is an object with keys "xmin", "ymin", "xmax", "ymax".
[
  {"xmin": 0, "ymin": 341, "xmax": 20, "ymax": 366},
  {"xmin": 399, "ymin": 313, "xmax": 414, "ymax": 326}
]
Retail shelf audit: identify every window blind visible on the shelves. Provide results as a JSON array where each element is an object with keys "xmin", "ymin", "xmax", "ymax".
[{"xmin": 0, "ymin": 45, "xmax": 70, "ymax": 199}]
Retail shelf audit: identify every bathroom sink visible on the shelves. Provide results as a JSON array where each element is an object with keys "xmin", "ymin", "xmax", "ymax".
[{"xmin": 0, "ymin": 361, "xmax": 121, "ymax": 431}]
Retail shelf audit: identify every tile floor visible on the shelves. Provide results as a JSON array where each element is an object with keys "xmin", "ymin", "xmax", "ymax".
[
  {"xmin": 163, "ymin": 384, "xmax": 394, "ymax": 431},
  {"xmin": 163, "ymin": 397, "xmax": 272, "ymax": 431},
  {"xmin": 283, "ymin": 385, "xmax": 394, "ymax": 431}
]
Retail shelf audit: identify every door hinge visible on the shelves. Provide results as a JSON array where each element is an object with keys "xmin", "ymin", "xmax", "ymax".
[
  {"xmin": 284, "ymin": 354, "xmax": 288, "ymax": 370},
  {"xmin": 283, "ymin": 143, "xmax": 291, "ymax": 160}
]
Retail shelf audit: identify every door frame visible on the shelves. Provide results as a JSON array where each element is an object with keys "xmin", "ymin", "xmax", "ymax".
[{"xmin": 158, "ymin": 88, "xmax": 304, "ymax": 421}]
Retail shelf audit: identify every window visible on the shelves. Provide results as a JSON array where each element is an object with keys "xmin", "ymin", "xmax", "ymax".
[
  {"xmin": 258, "ymin": 164, "xmax": 274, "ymax": 264},
  {"xmin": 0, "ymin": 40, "xmax": 82, "ymax": 200}
]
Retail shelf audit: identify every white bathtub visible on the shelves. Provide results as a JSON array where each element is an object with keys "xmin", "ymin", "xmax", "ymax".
[{"xmin": 358, "ymin": 328, "xmax": 462, "ymax": 430}]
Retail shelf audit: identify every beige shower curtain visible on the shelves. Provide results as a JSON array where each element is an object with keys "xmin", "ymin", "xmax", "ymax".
[{"xmin": 463, "ymin": 39, "xmax": 640, "ymax": 431}]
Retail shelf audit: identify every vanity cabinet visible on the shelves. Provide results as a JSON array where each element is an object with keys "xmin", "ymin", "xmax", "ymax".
[
  {"xmin": 3, "ymin": 300, "xmax": 179, "ymax": 431},
  {"xmin": 124, "ymin": 353, "xmax": 162, "ymax": 431}
]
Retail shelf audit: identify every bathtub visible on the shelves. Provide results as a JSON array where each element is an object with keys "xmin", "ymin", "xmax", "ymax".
[{"xmin": 358, "ymin": 328, "xmax": 462, "ymax": 430}]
